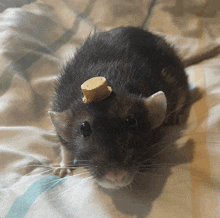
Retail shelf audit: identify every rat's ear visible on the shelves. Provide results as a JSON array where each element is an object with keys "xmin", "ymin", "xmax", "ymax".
[
  {"xmin": 48, "ymin": 109, "xmax": 73, "ymax": 142},
  {"xmin": 143, "ymin": 91, "xmax": 167, "ymax": 129}
]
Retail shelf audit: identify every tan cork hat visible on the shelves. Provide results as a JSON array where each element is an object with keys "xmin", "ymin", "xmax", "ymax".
[{"xmin": 81, "ymin": 77, "xmax": 112, "ymax": 103}]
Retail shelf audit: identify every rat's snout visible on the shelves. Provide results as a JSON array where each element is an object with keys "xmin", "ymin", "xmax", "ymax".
[
  {"xmin": 105, "ymin": 170, "xmax": 127, "ymax": 184},
  {"xmin": 96, "ymin": 168, "xmax": 136, "ymax": 189}
]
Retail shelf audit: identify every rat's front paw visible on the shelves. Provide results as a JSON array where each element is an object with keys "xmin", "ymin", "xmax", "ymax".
[{"xmin": 52, "ymin": 164, "xmax": 73, "ymax": 178}]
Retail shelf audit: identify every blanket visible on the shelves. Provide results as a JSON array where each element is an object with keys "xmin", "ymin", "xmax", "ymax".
[{"xmin": 1, "ymin": 0, "xmax": 220, "ymax": 217}]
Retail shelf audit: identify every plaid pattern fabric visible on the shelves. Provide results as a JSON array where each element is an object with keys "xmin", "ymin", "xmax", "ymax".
[{"xmin": 1, "ymin": 0, "xmax": 220, "ymax": 217}]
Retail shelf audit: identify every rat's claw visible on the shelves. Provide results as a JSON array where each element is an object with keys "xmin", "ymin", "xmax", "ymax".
[{"xmin": 52, "ymin": 164, "xmax": 73, "ymax": 178}]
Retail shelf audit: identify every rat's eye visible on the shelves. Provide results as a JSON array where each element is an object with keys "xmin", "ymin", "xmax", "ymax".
[
  {"xmin": 126, "ymin": 117, "xmax": 138, "ymax": 130},
  {"xmin": 80, "ymin": 121, "xmax": 92, "ymax": 137}
]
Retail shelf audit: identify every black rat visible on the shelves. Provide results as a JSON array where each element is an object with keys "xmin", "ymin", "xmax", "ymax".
[{"xmin": 49, "ymin": 26, "xmax": 201, "ymax": 189}]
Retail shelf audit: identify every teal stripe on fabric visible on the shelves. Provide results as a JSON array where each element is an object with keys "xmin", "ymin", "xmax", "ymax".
[
  {"xmin": 141, "ymin": 0, "xmax": 158, "ymax": 28},
  {"xmin": 81, "ymin": 0, "xmax": 97, "ymax": 17},
  {"xmin": 6, "ymin": 175, "xmax": 67, "ymax": 218}
]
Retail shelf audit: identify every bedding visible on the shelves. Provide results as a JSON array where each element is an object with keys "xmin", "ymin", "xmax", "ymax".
[{"xmin": 1, "ymin": 0, "xmax": 220, "ymax": 217}]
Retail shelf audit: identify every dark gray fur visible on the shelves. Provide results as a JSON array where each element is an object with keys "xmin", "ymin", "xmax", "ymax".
[{"xmin": 51, "ymin": 27, "xmax": 191, "ymax": 181}]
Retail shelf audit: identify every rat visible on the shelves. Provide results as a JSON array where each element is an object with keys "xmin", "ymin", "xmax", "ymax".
[{"xmin": 49, "ymin": 26, "xmax": 198, "ymax": 189}]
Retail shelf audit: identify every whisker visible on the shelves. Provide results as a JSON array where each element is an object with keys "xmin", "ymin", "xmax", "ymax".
[
  {"xmin": 67, "ymin": 176, "xmax": 94, "ymax": 195},
  {"xmin": 16, "ymin": 168, "xmax": 54, "ymax": 181},
  {"xmin": 75, "ymin": 164, "xmax": 90, "ymax": 167},
  {"xmin": 38, "ymin": 174, "xmax": 93, "ymax": 202},
  {"xmin": 139, "ymin": 144, "xmax": 173, "ymax": 164},
  {"xmin": 51, "ymin": 166, "xmax": 84, "ymax": 170},
  {"xmin": 71, "ymin": 172, "xmax": 92, "ymax": 177},
  {"xmin": 139, "ymin": 163, "xmax": 170, "ymax": 168},
  {"xmin": 39, "ymin": 176, "xmax": 68, "ymax": 189},
  {"xmin": 22, "ymin": 164, "xmax": 52, "ymax": 168},
  {"xmin": 75, "ymin": 160, "xmax": 91, "ymax": 163},
  {"xmin": 49, "ymin": 176, "xmax": 94, "ymax": 200}
]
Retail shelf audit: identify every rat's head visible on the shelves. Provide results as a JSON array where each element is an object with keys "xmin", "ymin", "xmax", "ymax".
[{"xmin": 49, "ymin": 90, "xmax": 167, "ymax": 189}]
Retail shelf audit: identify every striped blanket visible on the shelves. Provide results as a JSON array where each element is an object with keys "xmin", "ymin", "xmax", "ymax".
[{"xmin": 1, "ymin": 0, "xmax": 220, "ymax": 217}]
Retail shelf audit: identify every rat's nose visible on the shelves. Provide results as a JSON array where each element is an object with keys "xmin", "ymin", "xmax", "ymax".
[{"xmin": 105, "ymin": 171, "xmax": 127, "ymax": 184}]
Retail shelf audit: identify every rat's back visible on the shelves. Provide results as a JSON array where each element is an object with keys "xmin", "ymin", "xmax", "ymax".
[{"xmin": 52, "ymin": 27, "xmax": 190, "ymax": 125}]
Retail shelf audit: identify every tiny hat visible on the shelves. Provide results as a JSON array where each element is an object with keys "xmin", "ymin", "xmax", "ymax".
[{"xmin": 81, "ymin": 77, "xmax": 112, "ymax": 103}]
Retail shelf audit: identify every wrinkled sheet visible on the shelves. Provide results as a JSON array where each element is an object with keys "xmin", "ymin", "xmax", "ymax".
[{"xmin": 1, "ymin": 0, "xmax": 220, "ymax": 217}]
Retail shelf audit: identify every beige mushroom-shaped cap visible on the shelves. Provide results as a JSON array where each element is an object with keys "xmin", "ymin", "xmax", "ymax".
[{"xmin": 81, "ymin": 77, "xmax": 112, "ymax": 103}]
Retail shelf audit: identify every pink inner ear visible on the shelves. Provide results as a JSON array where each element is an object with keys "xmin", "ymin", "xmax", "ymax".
[
  {"xmin": 48, "ymin": 109, "xmax": 72, "ymax": 142},
  {"xmin": 105, "ymin": 171, "xmax": 127, "ymax": 184},
  {"xmin": 144, "ymin": 91, "xmax": 167, "ymax": 129}
]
